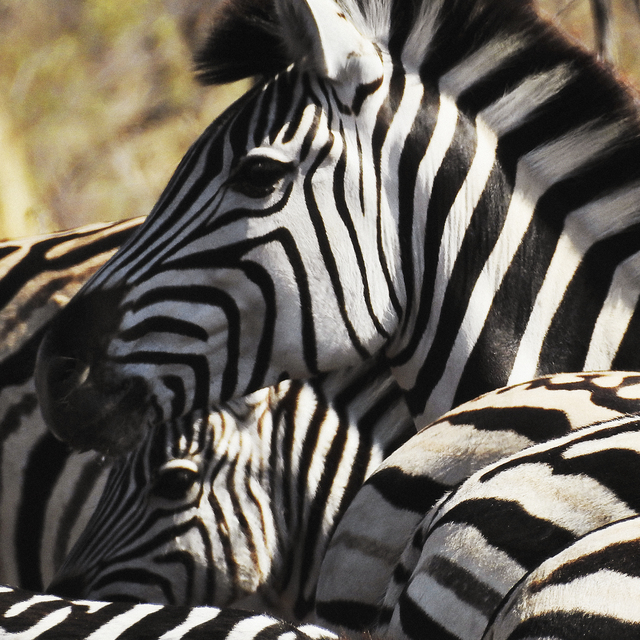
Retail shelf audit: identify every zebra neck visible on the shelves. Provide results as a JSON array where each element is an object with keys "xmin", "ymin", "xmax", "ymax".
[
  {"xmin": 385, "ymin": 20, "xmax": 640, "ymax": 426},
  {"xmin": 266, "ymin": 365, "xmax": 414, "ymax": 619}
]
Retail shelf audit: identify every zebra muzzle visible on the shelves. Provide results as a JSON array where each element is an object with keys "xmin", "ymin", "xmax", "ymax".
[{"xmin": 35, "ymin": 289, "xmax": 150, "ymax": 456}]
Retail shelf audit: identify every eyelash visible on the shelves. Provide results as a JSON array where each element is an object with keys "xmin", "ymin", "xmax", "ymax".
[{"xmin": 228, "ymin": 156, "xmax": 295, "ymax": 199}]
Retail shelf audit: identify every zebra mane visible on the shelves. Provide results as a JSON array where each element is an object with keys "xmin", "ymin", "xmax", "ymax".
[
  {"xmin": 195, "ymin": 0, "xmax": 292, "ymax": 84},
  {"xmin": 196, "ymin": 0, "xmax": 639, "ymax": 115}
]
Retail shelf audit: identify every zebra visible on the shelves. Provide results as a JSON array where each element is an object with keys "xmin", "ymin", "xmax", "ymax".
[
  {"xmin": 484, "ymin": 515, "xmax": 640, "ymax": 639},
  {"xmin": 316, "ymin": 410, "xmax": 640, "ymax": 639},
  {"xmin": 0, "ymin": 217, "xmax": 637, "ymax": 635},
  {"xmin": 4, "ymin": 376, "xmax": 640, "ymax": 638},
  {"xmin": 46, "ymin": 359, "xmax": 413, "ymax": 620},
  {"xmin": 0, "ymin": 583, "xmax": 337, "ymax": 640},
  {"xmin": 0, "ymin": 217, "xmax": 144, "ymax": 591},
  {"xmin": 7, "ymin": 231, "xmax": 639, "ymax": 624},
  {"xmin": 47, "ymin": 370, "xmax": 640, "ymax": 618},
  {"xmin": 0, "ymin": 219, "xmax": 413, "ymax": 618},
  {"xmin": 34, "ymin": 0, "xmax": 640, "ymax": 460}
]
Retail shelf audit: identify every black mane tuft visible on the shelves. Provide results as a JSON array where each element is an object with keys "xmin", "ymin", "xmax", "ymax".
[{"xmin": 194, "ymin": 0, "xmax": 294, "ymax": 85}]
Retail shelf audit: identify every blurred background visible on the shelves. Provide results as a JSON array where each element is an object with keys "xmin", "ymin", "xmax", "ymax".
[{"xmin": 0, "ymin": 0, "xmax": 638, "ymax": 239}]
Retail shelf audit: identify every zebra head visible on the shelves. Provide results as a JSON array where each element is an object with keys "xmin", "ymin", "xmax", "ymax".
[
  {"xmin": 47, "ymin": 397, "xmax": 277, "ymax": 608},
  {"xmin": 36, "ymin": 0, "xmax": 640, "ymax": 454},
  {"xmin": 35, "ymin": 0, "xmax": 404, "ymax": 452},
  {"xmin": 46, "ymin": 361, "xmax": 413, "ymax": 616}
]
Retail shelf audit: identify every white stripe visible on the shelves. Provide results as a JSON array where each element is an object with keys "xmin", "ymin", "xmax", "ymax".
[
  {"xmin": 157, "ymin": 606, "xmax": 221, "ymax": 640},
  {"xmin": 480, "ymin": 65, "xmax": 575, "ymax": 136},
  {"xmin": 511, "ymin": 571, "xmax": 640, "ymax": 624},
  {"xmin": 439, "ymin": 36, "xmax": 533, "ymax": 101},
  {"xmin": 510, "ymin": 179, "xmax": 640, "ymax": 383},
  {"xmin": 404, "ymin": 117, "xmax": 498, "ymax": 395},
  {"xmin": 226, "ymin": 614, "xmax": 276, "ymax": 640},
  {"xmin": 445, "ymin": 461, "xmax": 636, "ymax": 535},
  {"xmin": 584, "ymin": 250, "xmax": 640, "ymax": 369},
  {"xmin": 1, "ymin": 607, "xmax": 72, "ymax": 640},
  {"xmin": 297, "ymin": 624, "xmax": 338, "ymax": 639},
  {"xmin": 390, "ymin": 92, "xmax": 459, "ymax": 372},
  {"xmin": 5, "ymin": 595, "xmax": 61, "ymax": 618},
  {"xmin": 562, "ymin": 429, "xmax": 640, "ymax": 459},
  {"xmin": 391, "ymin": 570, "xmax": 489, "ymax": 640},
  {"xmin": 84, "ymin": 603, "xmax": 163, "ymax": 640}
]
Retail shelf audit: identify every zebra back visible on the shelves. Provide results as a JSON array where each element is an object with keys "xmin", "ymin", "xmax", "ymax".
[
  {"xmin": 316, "ymin": 371, "xmax": 640, "ymax": 635},
  {"xmin": 0, "ymin": 583, "xmax": 337, "ymax": 640},
  {"xmin": 0, "ymin": 217, "xmax": 144, "ymax": 590}
]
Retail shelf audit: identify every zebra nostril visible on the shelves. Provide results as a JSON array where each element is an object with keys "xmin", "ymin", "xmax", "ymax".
[
  {"xmin": 48, "ymin": 356, "xmax": 91, "ymax": 397},
  {"xmin": 47, "ymin": 573, "xmax": 87, "ymax": 600},
  {"xmin": 35, "ymin": 324, "xmax": 149, "ymax": 455}
]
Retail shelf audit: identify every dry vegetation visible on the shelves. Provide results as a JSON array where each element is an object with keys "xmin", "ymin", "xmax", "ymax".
[{"xmin": 0, "ymin": 0, "xmax": 638, "ymax": 239}]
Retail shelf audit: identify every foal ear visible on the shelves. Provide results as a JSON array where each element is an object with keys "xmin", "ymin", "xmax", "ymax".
[{"xmin": 275, "ymin": 0, "xmax": 383, "ymax": 88}]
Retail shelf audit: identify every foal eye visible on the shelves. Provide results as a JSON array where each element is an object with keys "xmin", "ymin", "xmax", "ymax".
[
  {"xmin": 228, "ymin": 156, "xmax": 294, "ymax": 199},
  {"xmin": 153, "ymin": 464, "xmax": 200, "ymax": 500}
]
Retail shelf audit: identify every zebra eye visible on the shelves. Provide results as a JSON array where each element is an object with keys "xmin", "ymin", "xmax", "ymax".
[
  {"xmin": 228, "ymin": 156, "xmax": 294, "ymax": 198},
  {"xmin": 153, "ymin": 463, "xmax": 200, "ymax": 501}
]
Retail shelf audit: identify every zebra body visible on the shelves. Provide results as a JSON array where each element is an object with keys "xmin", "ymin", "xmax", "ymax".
[
  {"xmin": 0, "ymin": 218, "xmax": 144, "ymax": 590},
  {"xmin": 0, "ymin": 584, "xmax": 336, "ymax": 640},
  {"xmin": 315, "ymin": 370, "xmax": 640, "ymax": 629},
  {"xmin": 34, "ymin": 0, "xmax": 640, "ymax": 458},
  {"xmin": 318, "ymin": 408, "xmax": 640, "ymax": 639},
  {"xmin": 484, "ymin": 515, "xmax": 640, "ymax": 639}
]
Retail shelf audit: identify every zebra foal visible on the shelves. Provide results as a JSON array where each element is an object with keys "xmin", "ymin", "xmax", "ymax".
[{"xmin": 47, "ymin": 361, "xmax": 413, "ymax": 619}]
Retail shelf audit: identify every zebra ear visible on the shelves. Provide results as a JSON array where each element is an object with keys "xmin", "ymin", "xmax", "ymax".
[{"xmin": 275, "ymin": 0, "xmax": 382, "ymax": 89}]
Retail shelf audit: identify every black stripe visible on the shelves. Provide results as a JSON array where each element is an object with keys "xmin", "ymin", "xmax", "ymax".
[
  {"xmin": 537, "ymin": 537, "xmax": 640, "ymax": 589},
  {"xmin": 17, "ymin": 433, "xmax": 70, "ymax": 591},
  {"xmin": 539, "ymin": 223, "xmax": 640, "ymax": 373},
  {"xmin": 398, "ymin": 590, "xmax": 460, "ymax": 640},
  {"xmin": 426, "ymin": 554, "xmax": 504, "ymax": 617},
  {"xmin": 391, "ymin": 111, "xmax": 475, "ymax": 369},
  {"xmin": 443, "ymin": 405, "xmax": 571, "ymax": 443},
  {"xmin": 505, "ymin": 611, "xmax": 640, "ymax": 640},
  {"xmin": 435, "ymin": 498, "xmax": 575, "ymax": 572},
  {"xmin": 333, "ymin": 121, "xmax": 388, "ymax": 338}
]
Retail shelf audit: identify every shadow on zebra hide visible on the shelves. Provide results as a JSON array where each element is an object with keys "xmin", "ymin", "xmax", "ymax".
[{"xmin": 0, "ymin": 218, "xmax": 144, "ymax": 591}]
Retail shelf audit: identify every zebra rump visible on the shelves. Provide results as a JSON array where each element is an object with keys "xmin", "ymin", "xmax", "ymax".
[{"xmin": 317, "ymin": 412, "xmax": 640, "ymax": 639}]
